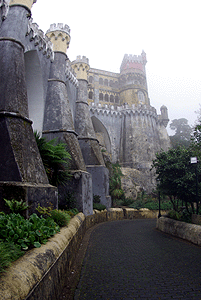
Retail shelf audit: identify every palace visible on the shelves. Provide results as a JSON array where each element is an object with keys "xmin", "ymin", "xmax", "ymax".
[{"xmin": 0, "ymin": 0, "xmax": 170, "ymax": 215}]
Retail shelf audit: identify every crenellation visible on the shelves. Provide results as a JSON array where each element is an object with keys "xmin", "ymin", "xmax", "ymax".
[
  {"xmin": 46, "ymin": 23, "xmax": 70, "ymax": 36},
  {"xmin": 75, "ymin": 55, "xmax": 89, "ymax": 65},
  {"xmin": 26, "ymin": 18, "xmax": 54, "ymax": 61},
  {"xmin": 65, "ymin": 60, "xmax": 78, "ymax": 86}
]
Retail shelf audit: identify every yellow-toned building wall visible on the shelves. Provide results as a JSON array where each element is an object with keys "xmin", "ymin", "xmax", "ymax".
[
  {"xmin": 46, "ymin": 31, "xmax": 70, "ymax": 54},
  {"xmin": 87, "ymin": 69, "xmax": 148, "ymax": 107},
  {"xmin": 72, "ymin": 63, "xmax": 89, "ymax": 81},
  {"xmin": 87, "ymin": 70, "xmax": 119, "ymax": 105},
  {"xmin": 9, "ymin": 0, "xmax": 35, "ymax": 9},
  {"xmin": 119, "ymin": 89, "xmax": 138, "ymax": 106}
]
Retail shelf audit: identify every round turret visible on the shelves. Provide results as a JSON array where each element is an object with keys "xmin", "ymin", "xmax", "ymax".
[
  {"xmin": 9, "ymin": 0, "xmax": 37, "ymax": 10},
  {"xmin": 46, "ymin": 23, "xmax": 70, "ymax": 54},
  {"xmin": 160, "ymin": 105, "xmax": 169, "ymax": 127},
  {"xmin": 71, "ymin": 55, "xmax": 90, "ymax": 81},
  {"xmin": 119, "ymin": 51, "xmax": 149, "ymax": 107}
]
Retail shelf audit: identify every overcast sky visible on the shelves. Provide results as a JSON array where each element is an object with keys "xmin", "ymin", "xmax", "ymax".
[{"xmin": 32, "ymin": 0, "xmax": 201, "ymax": 134}]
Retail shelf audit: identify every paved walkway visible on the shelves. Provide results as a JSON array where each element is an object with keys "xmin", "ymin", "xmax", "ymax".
[{"xmin": 74, "ymin": 219, "xmax": 201, "ymax": 300}]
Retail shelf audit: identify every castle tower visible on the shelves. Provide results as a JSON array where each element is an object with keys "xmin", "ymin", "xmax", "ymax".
[
  {"xmin": 119, "ymin": 51, "xmax": 149, "ymax": 107},
  {"xmin": 71, "ymin": 56, "xmax": 111, "ymax": 208},
  {"xmin": 43, "ymin": 24, "xmax": 93, "ymax": 215},
  {"xmin": 0, "ymin": 0, "xmax": 58, "ymax": 215},
  {"xmin": 9, "ymin": 0, "xmax": 37, "ymax": 10},
  {"xmin": 160, "ymin": 105, "xmax": 169, "ymax": 127},
  {"xmin": 46, "ymin": 23, "xmax": 70, "ymax": 54}
]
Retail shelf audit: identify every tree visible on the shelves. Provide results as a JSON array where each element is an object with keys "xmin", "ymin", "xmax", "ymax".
[
  {"xmin": 152, "ymin": 146, "xmax": 201, "ymax": 213},
  {"xmin": 169, "ymin": 118, "xmax": 192, "ymax": 148}
]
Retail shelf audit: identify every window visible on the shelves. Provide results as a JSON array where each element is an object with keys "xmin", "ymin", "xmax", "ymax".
[
  {"xmin": 105, "ymin": 94, "xmax": 109, "ymax": 102},
  {"xmin": 89, "ymin": 91, "xmax": 93, "ymax": 99},
  {"xmin": 89, "ymin": 76, "xmax": 93, "ymax": 83},
  {"xmin": 109, "ymin": 80, "xmax": 113, "ymax": 87},
  {"xmin": 104, "ymin": 79, "xmax": 108, "ymax": 86},
  {"xmin": 99, "ymin": 78, "xmax": 103, "ymax": 85},
  {"xmin": 115, "ymin": 96, "xmax": 119, "ymax": 103},
  {"xmin": 110, "ymin": 95, "xmax": 114, "ymax": 103},
  {"xmin": 99, "ymin": 93, "xmax": 103, "ymax": 101},
  {"xmin": 138, "ymin": 91, "xmax": 145, "ymax": 103}
]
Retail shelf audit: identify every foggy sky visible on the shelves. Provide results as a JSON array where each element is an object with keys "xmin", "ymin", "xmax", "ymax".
[{"xmin": 32, "ymin": 0, "xmax": 201, "ymax": 135}]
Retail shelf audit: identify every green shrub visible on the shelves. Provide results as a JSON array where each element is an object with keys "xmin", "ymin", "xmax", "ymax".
[
  {"xmin": 34, "ymin": 131, "xmax": 71, "ymax": 187},
  {"xmin": 128, "ymin": 192, "xmax": 176, "ymax": 210},
  {"xmin": 50, "ymin": 210, "xmax": 71, "ymax": 227},
  {"xmin": 59, "ymin": 192, "xmax": 77, "ymax": 210},
  {"xmin": 0, "ymin": 212, "xmax": 60, "ymax": 250},
  {"xmin": 93, "ymin": 194, "xmax": 101, "ymax": 203},
  {"xmin": 167, "ymin": 210, "xmax": 182, "ymax": 221},
  {"xmin": 66, "ymin": 208, "xmax": 79, "ymax": 217},
  {"xmin": 4, "ymin": 199, "xmax": 28, "ymax": 214},
  {"xmin": 121, "ymin": 197, "xmax": 134, "ymax": 207},
  {"xmin": 36, "ymin": 205, "xmax": 72, "ymax": 227},
  {"xmin": 167, "ymin": 209, "xmax": 192, "ymax": 223},
  {"xmin": 109, "ymin": 163, "xmax": 125, "ymax": 206},
  {"xmin": 93, "ymin": 203, "xmax": 106, "ymax": 211},
  {"xmin": 0, "ymin": 240, "xmax": 24, "ymax": 275},
  {"xmin": 36, "ymin": 205, "xmax": 53, "ymax": 218}
]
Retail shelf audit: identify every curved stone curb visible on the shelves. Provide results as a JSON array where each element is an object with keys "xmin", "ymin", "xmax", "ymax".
[
  {"xmin": 156, "ymin": 216, "xmax": 201, "ymax": 246},
  {"xmin": 0, "ymin": 208, "xmax": 166, "ymax": 299}
]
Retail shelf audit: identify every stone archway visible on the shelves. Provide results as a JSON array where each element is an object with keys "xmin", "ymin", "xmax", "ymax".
[
  {"xmin": 24, "ymin": 50, "xmax": 45, "ymax": 133},
  {"xmin": 91, "ymin": 116, "xmax": 111, "ymax": 154}
]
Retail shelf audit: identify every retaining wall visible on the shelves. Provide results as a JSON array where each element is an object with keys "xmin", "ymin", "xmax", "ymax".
[
  {"xmin": 156, "ymin": 216, "xmax": 201, "ymax": 246},
  {"xmin": 0, "ymin": 208, "xmax": 166, "ymax": 300}
]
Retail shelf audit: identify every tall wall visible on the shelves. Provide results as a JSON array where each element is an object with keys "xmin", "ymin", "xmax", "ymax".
[{"xmin": 85, "ymin": 51, "xmax": 171, "ymax": 192}]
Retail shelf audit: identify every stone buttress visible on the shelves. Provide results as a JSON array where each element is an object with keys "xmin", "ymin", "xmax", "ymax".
[
  {"xmin": 71, "ymin": 56, "xmax": 111, "ymax": 208},
  {"xmin": 0, "ymin": 0, "xmax": 58, "ymax": 216},
  {"xmin": 44, "ymin": 24, "xmax": 93, "ymax": 215}
]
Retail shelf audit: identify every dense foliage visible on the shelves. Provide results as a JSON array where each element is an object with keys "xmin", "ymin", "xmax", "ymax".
[
  {"xmin": 0, "ymin": 240, "xmax": 24, "ymax": 275},
  {"xmin": 36, "ymin": 205, "xmax": 71, "ymax": 227},
  {"xmin": 152, "ymin": 145, "xmax": 201, "ymax": 213},
  {"xmin": 169, "ymin": 118, "xmax": 192, "ymax": 148},
  {"xmin": 93, "ymin": 194, "xmax": 106, "ymax": 211},
  {"xmin": 0, "ymin": 212, "xmax": 60, "ymax": 250},
  {"xmin": 109, "ymin": 163, "xmax": 125, "ymax": 205},
  {"xmin": 34, "ymin": 131, "xmax": 71, "ymax": 186}
]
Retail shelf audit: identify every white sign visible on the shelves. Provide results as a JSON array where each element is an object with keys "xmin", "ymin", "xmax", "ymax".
[{"xmin": 191, "ymin": 157, "xmax": 197, "ymax": 164}]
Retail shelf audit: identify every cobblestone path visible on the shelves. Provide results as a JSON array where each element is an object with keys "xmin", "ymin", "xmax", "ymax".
[{"xmin": 74, "ymin": 219, "xmax": 201, "ymax": 300}]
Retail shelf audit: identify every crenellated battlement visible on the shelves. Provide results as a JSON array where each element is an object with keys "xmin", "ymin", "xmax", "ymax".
[
  {"xmin": 120, "ymin": 51, "xmax": 147, "ymax": 73},
  {"xmin": 74, "ymin": 55, "xmax": 89, "ymax": 65},
  {"xmin": 26, "ymin": 18, "xmax": 54, "ymax": 61},
  {"xmin": 89, "ymin": 101, "xmax": 161, "ymax": 121},
  {"xmin": 65, "ymin": 60, "xmax": 78, "ymax": 87},
  {"xmin": 46, "ymin": 23, "xmax": 70, "ymax": 36}
]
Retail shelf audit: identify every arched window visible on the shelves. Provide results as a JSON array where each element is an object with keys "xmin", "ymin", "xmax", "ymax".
[
  {"xmin": 115, "ymin": 96, "xmax": 119, "ymax": 103},
  {"xmin": 114, "ymin": 81, "xmax": 118, "ymax": 88},
  {"xmin": 89, "ymin": 76, "xmax": 93, "ymax": 83},
  {"xmin": 105, "ymin": 94, "xmax": 109, "ymax": 102},
  {"xmin": 104, "ymin": 79, "xmax": 108, "ymax": 86},
  {"xmin": 109, "ymin": 80, "xmax": 113, "ymax": 87},
  {"xmin": 138, "ymin": 91, "xmax": 145, "ymax": 103},
  {"xmin": 110, "ymin": 95, "xmax": 114, "ymax": 103},
  {"xmin": 99, "ymin": 93, "xmax": 103, "ymax": 101},
  {"xmin": 89, "ymin": 91, "xmax": 93, "ymax": 99},
  {"xmin": 99, "ymin": 78, "xmax": 103, "ymax": 85}
]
